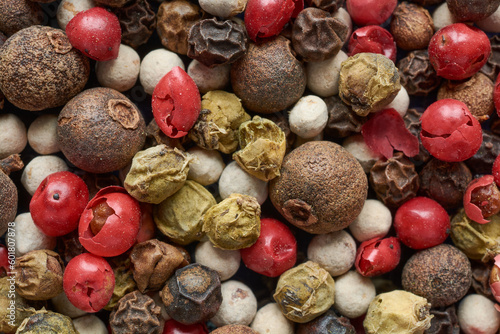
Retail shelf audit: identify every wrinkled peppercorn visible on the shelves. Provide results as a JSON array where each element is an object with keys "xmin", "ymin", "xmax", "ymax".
[
  {"xmin": 110, "ymin": 290, "xmax": 162, "ymax": 334},
  {"xmin": 466, "ymin": 130, "xmax": 500, "ymax": 176},
  {"xmin": 104, "ymin": 256, "xmax": 137, "ymax": 311},
  {"xmin": 403, "ymin": 108, "xmax": 430, "ymax": 165},
  {"xmin": 112, "ymin": 0, "xmax": 156, "ymax": 49},
  {"xmin": 324, "ymin": 96, "xmax": 367, "ymax": 138},
  {"xmin": 425, "ymin": 306, "xmax": 460, "ymax": 334},
  {"xmin": 16, "ymin": 310, "xmax": 77, "ymax": 334},
  {"xmin": 390, "ymin": 2, "xmax": 434, "ymax": 51},
  {"xmin": 471, "ymin": 262, "xmax": 494, "ymax": 300},
  {"xmin": 0, "ymin": 276, "xmax": 35, "ymax": 333},
  {"xmin": 0, "ymin": 155, "xmax": 22, "ymax": 236},
  {"xmin": 296, "ymin": 310, "xmax": 356, "ymax": 334},
  {"xmin": 480, "ymin": 35, "xmax": 500, "ymax": 82},
  {"xmin": 398, "ymin": 50, "xmax": 441, "ymax": 96},
  {"xmin": 305, "ymin": 0, "xmax": 344, "ymax": 12}
]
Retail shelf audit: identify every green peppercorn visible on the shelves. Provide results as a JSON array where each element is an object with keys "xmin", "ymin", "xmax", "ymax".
[{"xmin": 16, "ymin": 310, "xmax": 78, "ymax": 334}]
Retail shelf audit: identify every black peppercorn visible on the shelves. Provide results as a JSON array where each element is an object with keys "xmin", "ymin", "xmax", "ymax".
[
  {"xmin": 398, "ymin": 50, "xmax": 441, "ymax": 96},
  {"xmin": 110, "ymin": 290, "xmax": 162, "ymax": 334},
  {"xmin": 296, "ymin": 310, "xmax": 356, "ymax": 334},
  {"xmin": 111, "ymin": 0, "xmax": 156, "ymax": 49}
]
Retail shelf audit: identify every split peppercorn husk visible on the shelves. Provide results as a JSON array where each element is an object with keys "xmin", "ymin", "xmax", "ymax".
[{"xmin": 16, "ymin": 309, "xmax": 78, "ymax": 334}]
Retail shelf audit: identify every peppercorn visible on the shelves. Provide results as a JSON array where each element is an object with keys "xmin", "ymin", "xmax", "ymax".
[
  {"xmin": 403, "ymin": 108, "xmax": 431, "ymax": 165},
  {"xmin": 480, "ymin": 35, "xmax": 500, "ymax": 82},
  {"xmin": 398, "ymin": 50, "xmax": 442, "ymax": 96},
  {"xmin": 296, "ymin": 310, "xmax": 356, "ymax": 334},
  {"xmin": 211, "ymin": 280, "xmax": 257, "ymax": 327},
  {"xmin": 324, "ymin": 96, "xmax": 366, "ymax": 138},
  {"xmin": 306, "ymin": 0, "xmax": 344, "ymax": 12},
  {"xmin": 0, "ymin": 276, "xmax": 35, "ymax": 333},
  {"xmin": 212, "ymin": 325, "xmax": 258, "ymax": 334},
  {"xmin": 0, "ymin": 154, "xmax": 22, "ymax": 237},
  {"xmin": 94, "ymin": 0, "xmax": 129, "ymax": 7},
  {"xmin": 426, "ymin": 305, "xmax": 460, "ymax": 334},
  {"xmin": 160, "ymin": 263, "xmax": 222, "ymax": 325},
  {"xmin": 0, "ymin": 0, "xmax": 43, "ymax": 36},
  {"xmin": 104, "ymin": 256, "xmax": 137, "ymax": 311},
  {"xmin": 465, "ymin": 130, "xmax": 500, "ymax": 176},
  {"xmin": 111, "ymin": 0, "xmax": 156, "ymax": 49},
  {"xmin": 390, "ymin": 2, "xmax": 434, "ymax": 51},
  {"xmin": 446, "ymin": 0, "xmax": 500, "ymax": 22},
  {"xmin": 16, "ymin": 310, "xmax": 78, "ymax": 334}
]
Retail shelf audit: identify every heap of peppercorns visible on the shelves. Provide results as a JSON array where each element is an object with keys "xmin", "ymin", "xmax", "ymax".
[{"xmin": 2, "ymin": 0, "xmax": 500, "ymax": 333}]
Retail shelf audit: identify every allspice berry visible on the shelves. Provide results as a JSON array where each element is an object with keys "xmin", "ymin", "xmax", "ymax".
[
  {"xmin": 446, "ymin": 0, "xmax": 500, "ymax": 22},
  {"xmin": 57, "ymin": 87, "xmax": 146, "ymax": 174},
  {"xmin": 0, "ymin": 0, "xmax": 43, "ymax": 36},
  {"xmin": 390, "ymin": 2, "xmax": 434, "ymax": 51},
  {"xmin": 402, "ymin": 244, "xmax": 472, "ymax": 307},
  {"xmin": 231, "ymin": 36, "xmax": 306, "ymax": 114},
  {"xmin": 0, "ymin": 154, "xmax": 22, "ymax": 236},
  {"xmin": 212, "ymin": 325, "xmax": 258, "ymax": 334},
  {"xmin": 0, "ymin": 25, "xmax": 89, "ymax": 111},
  {"xmin": 270, "ymin": 141, "xmax": 367, "ymax": 234}
]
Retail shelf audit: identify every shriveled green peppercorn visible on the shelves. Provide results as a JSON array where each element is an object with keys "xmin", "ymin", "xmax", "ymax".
[
  {"xmin": 0, "ymin": 276, "xmax": 36, "ymax": 333},
  {"xmin": 104, "ymin": 256, "xmax": 137, "ymax": 311},
  {"xmin": 16, "ymin": 310, "xmax": 78, "ymax": 334}
]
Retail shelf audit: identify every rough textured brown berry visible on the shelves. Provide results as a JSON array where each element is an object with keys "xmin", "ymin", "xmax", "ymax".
[
  {"xmin": 0, "ymin": 171, "xmax": 16, "ymax": 237},
  {"xmin": 109, "ymin": 291, "xmax": 162, "ymax": 334},
  {"xmin": 398, "ymin": 50, "xmax": 441, "ymax": 96},
  {"xmin": 211, "ymin": 325, "xmax": 258, "ymax": 334},
  {"xmin": 0, "ymin": 0, "xmax": 43, "ymax": 36},
  {"xmin": 390, "ymin": 2, "xmax": 434, "ymax": 51},
  {"xmin": 112, "ymin": 0, "xmax": 156, "ymax": 49},
  {"xmin": 446, "ymin": 0, "xmax": 500, "ymax": 22}
]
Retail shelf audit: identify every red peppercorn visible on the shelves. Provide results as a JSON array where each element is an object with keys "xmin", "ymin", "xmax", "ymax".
[
  {"xmin": 240, "ymin": 218, "xmax": 297, "ymax": 277},
  {"xmin": 0, "ymin": 245, "xmax": 8, "ymax": 277},
  {"xmin": 428, "ymin": 23, "xmax": 491, "ymax": 81},
  {"xmin": 65, "ymin": 7, "xmax": 121, "ymax": 61},
  {"xmin": 464, "ymin": 175, "xmax": 500, "ymax": 224},
  {"xmin": 244, "ymin": 0, "xmax": 295, "ymax": 42},
  {"xmin": 79, "ymin": 186, "xmax": 141, "ymax": 257},
  {"xmin": 494, "ymin": 73, "xmax": 500, "ymax": 117},
  {"xmin": 152, "ymin": 66, "xmax": 201, "ymax": 139},
  {"xmin": 420, "ymin": 99, "xmax": 482, "ymax": 162},
  {"xmin": 346, "ymin": 0, "xmax": 397, "ymax": 26},
  {"xmin": 63, "ymin": 253, "xmax": 115, "ymax": 313},
  {"xmin": 30, "ymin": 171, "xmax": 89, "ymax": 237},
  {"xmin": 493, "ymin": 154, "xmax": 500, "ymax": 188},
  {"xmin": 355, "ymin": 237, "xmax": 401, "ymax": 277},
  {"xmin": 348, "ymin": 26, "xmax": 397, "ymax": 62},
  {"xmin": 394, "ymin": 197, "xmax": 450, "ymax": 250},
  {"xmin": 163, "ymin": 319, "xmax": 209, "ymax": 334}
]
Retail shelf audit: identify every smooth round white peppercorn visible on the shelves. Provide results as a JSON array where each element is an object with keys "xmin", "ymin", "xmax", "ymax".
[
  {"xmin": 14, "ymin": 213, "xmax": 56, "ymax": 257},
  {"xmin": 139, "ymin": 49, "xmax": 185, "ymax": 95},
  {"xmin": 433, "ymin": 3, "xmax": 457, "ymax": 31},
  {"xmin": 57, "ymin": 0, "xmax": 96, "ymax": 30},
  {"xmin": 349, "ymin": 199, "xmax": 392, "ymax": 242},
  {"xmin": 21, "ymin": 155, "xmax": 69, "ymax": 196},
  {"xmin": 384, "ymin": 86, "xmax": 409, "ymax": 117},
  {"xmin": 199, "ymin": 0, "xmax": 247, "ymax": 18},
  {"xmin": 27, "ymin": 114, "xmax": 60, "ymax": 155},
  {"xmin": 73, "ymin": 315, "xmax": 108, "ymax": 334},
  {"xmin": 333, "ymin": 270, "xmax": 376, "ymax": 319},
  {"xmin": 211, "ymin": 280, "xmax": 258, "ymax": 327},
  {"xmin": 307, "ymin": 230, "xmax": 357, "ymax": 277},
  {"xmin": 250, "ymin": 303, "xmax": 294, "ymax": 334},
  {"xmin": 194, "ymin": 240, "xmax": 241, "ymax": 281},
  {"xmin": 187, "ymin": 60, "xmax": 231, "ymax": 94},
  {"xmin": 187, "ymin": 146, "xmax": 225, "ymax": 186},
  {"xmin": 51, "ymin": 292, "xmax": 88, "ymax": 319},
  {"xmin": 219, "ymin": 161, "xmax": 268, "ymax": 205},
  {"xmin": 0, "ymin": 114, "xmax": 27, "ymax": 159},
  {"xmin": 342, "ymin": 134, "xmax": 383, "ymax": 173},
  {"xmin": 476, "ymin": 6, "xmax": 500, "ymax": 33},
  {"xmin": 306, "ymin": 50, "xmax": 348, "ymax": 97},
  {"xmin": 289, "ymin": 95, "xmax": 328, "ymax": 139},
  {"xmin": 96, "ymin": 44, "xmax": 141, "ymax": 92},
  {"xmin": 458, "ymin": 294, "xmax": 500, "ymax": 334},
  {"xmin": 333, "ymin": 8, "xmax": 352, "ymax": 46}
]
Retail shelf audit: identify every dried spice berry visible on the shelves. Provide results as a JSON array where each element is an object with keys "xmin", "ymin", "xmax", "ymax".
[
  {"xmin": 188, "ymin": 18, "xmax": 248, "ymax": 68},
  {"xmin": 157, "ymin": 0, "xmax": 203, "ymax": 55},
  {"xmin": 0, "ymin": 0, "xmax": 43, "ymax": 36},
  {"xmin": 398, "ymin": 50, "xmax": 442, "ymax": 96},
  {"xmin": 471, "ymin": 262, "xmax": 494, "ymax": 300},
  {"xmin": 390, "ymin": 2, "xmax": 434, "ymax": 51},
  {"xmin": 160, "ymin": 263, "xmax": 222, "ymax": 325},
  {"xmin": 124, "ymin": 145, "xmax": 192, "ymax": 204},
  {"xmin": 410, "ymin": 0, "xmax": 443, "ymax": 5},
  {"xmin": 212, "ymin": 325, "xmax": 258, "ymax": 334},
  {"xmin": 305, "ymin": 0, "xmax": 344, "ymax": 12},
  {"xmin": 233, "ymin": 116, "xmax": 287, "ymax": 181},
  {"xmin": 339, "ymin": 52, "xmax": 401, "ymax": 116},
  {"xmin": 364, "ymin": 290, "xmax": 432, "ymax": 334},
  {"xmin": 480, "ymin": 35, "xmax": 500, "ymax": 82},
  {"xmin": 231, "ymin": 36, "xmax": 306, "ymax": 114},
  {"xmin": 403, "ymin": 109, "xmax": 430, "ymax": 165},
  {"xmin": 425, "ymin": 305, "xmax": 460, "ymax": 334},
  {"xmin": 0, "ymin": 276, "xmax": 34, "ymax": 333},
  {"xmin": 110, "ymin": 290, "xmax": 162, "ymax": 334},
  {"xmin": 291, "ymin": 8, "xmax": 348, "ymax": 62},
  {"xmin": 324, "ymin": 96, "xmax": 366, "ymax": 138},
  {"xmin": 402, "ymin": 244, "xmax": 472, "ymax": 307},
  {"xmin": 466, "ymin": 130, "xmax": 500, "ymax": 176},
  {"xmin": 355, "ymin": 237, "xmax": 401, "ymax": 277},
  {"xmin": 112, "ymin": 0, "xmax": 156, "ymax": 49},
  {"xmin": 16, "ymin": 310, "xmax": 78, "ymax": 334},
  {"xmin": 346, "ymin": 0, "xmax": 397, "ymax": 26},
  {"xmin": 446, "ymin": 0, "xmax": 500, "ymax": 22},
  {"xmin": 0, "ymin": 155, "xmax": 21, "ymax": 236},
  {"xmin": 370, "ymin": 152, "xmax": 419, "ymax": 208},
  {"xmin": 104, "ymin": 256, "xmax": 137, "ymax": 311},
  {"xmin": 464, "ymin": 175, "xmax": 500, "ymax": 224},
  {"xmin": 490, "ymin": 255, "xmax": 500, "ymax": 303},
  {"xmin": 419, "ymin": 158, "xmax": 472, "ymax": 210},
  {"xmin": 0, "ymin": 25, "xmax": 89, "ymax": 111},
  {"xmin": 57, "ymin": 87, "xmax": 146, "ymax": 174},
  {"xmin": 348, "ymin": 26, "xmax": 397, "ymax": 63},
  {"xmin": 274, "ymin": 261, "xmax": 335, "ymax": 323},
  {"xmin": 244, "ymin": 0, "xmax": 294, "ymax": 41},
  {"xmin": 296, "ymin": 310, "xmax": 355, "ymax": 334},
  {"xmin": 270, "ymin": 141, "xmax": 367, "ymax": 234},
  {"xmin": 14, "ymin": 250, "xmax": 65, "ymax": 301},
  {"xmin": 201, "ymin": 193, "xmax": 261, "ymax": 250}
]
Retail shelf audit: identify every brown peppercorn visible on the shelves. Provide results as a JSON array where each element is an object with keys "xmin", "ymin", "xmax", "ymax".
[
  {"xmin": 296, "ymin": 310, "xmax": 356, "ymax": 334},
  {"xmin": 0, "ymin": 154, "xmax": 22, "ymax": 237},
  {"xmin": 111, "ymin": 0, "xmax": 156, "ymax": 49},
  {"xmin": 398, "ymin": 50, "xmax": 442, "ymax": 96},
  {"xmin": 231, "ymin": 36, "xmax": 306, "ymax": 114},
  {"xmin": 471, "ymin": 262, "xmax": 494, "ymax": 300},
  {"xmin": 211, "ymin": 325, "xmax": 258, "ymax": 334},
  {"xmin": 0, "ymin": 0, "xmax": 43, "ymax": 36},
  {"xmin": 160, "ymin": 263, "xmax": 222, "ymax": 325},
  {"xmin": 480, "ymin": 35, "xmax": 500, "ymax": 82},
  {"xmin": 56, "ymin": 87, "xmax": 146, "ymax": 174},
  {"xmin": 157, "ymin": 0, "xmax": 203, "ymax": 55},
  {"xmin": 0, "ymin": 25, "xmax": 90, "ymax": 111},
  {"xmin": 402, "ymin": 244, "xmax": 472, "ymax": 308},
  {"xmin": 466, "ymin": 130, "xmax": 500, "ymax": 176},
  {"xmin": 390, "ymin": 2, "xmax": 434, "ymax": 51},
  {"xmin": 437, "ymin": 72, "xmax": 494, "ymax": 122},
  {"xmin": 267, "ymin": 112, "xmax": 296, "ymax": 152},
  {"xmin": 446, "ymin": 0, "xmax": 500, "ymax": 22},
  {"xmin": 130, "ymin": 239, "xmax": 188, "ymax": 293},
  {"xmin": 269, "ymin": 141, "xmax": 367, "ymax": 234},
  {"xmin": 324, "ymin": 95, "xmax": 367, "ymax": 138},
  {"xmin": 56, "ymin": 230, "xmax": 85, "ymax": 264},
  {"xmin": 425, "ymin": 305, "xmax": 460, "ymax": 334},
  {"xmin": 110, "ymin": 290, "xmax": 162, "ymax": 334},
  {"xmin": 292, "ymin": 8, "xmax": 348, "ymax": 62},
  {"xmin": 14, "ymin": 250, "xmax": 65, "ymax": 301},
  {"xmin": 188, "ymin": 18, "xmax": 248, "ymax": 67},
  {"xmin": 305, "ymin": 0, "xmax": 344, "ymax": 12},
  {"xmin": 370, "ymin": 152, "xmax": 419, "ymax": 208},
  {"xmin": 403, "ymin": 108, "xmax": 431, "ymax": 165}
]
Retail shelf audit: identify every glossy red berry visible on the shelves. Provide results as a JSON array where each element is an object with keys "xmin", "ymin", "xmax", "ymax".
[
  {"xmin": 346, "ymin": 0, "xmax": 397, "ymax": 26},
  {"xmin": 66, "ymin": 7, "xmax": 121, "ymax": 61},
  {"xmin": 420, "ymin": 99, "xmax": 482, "ymax": 162},
  {"xmin": 30, "ymin": 171, "xmax": 89, "ymax": 237},
  {"xmin": 355, "ymin": 237, "xmax": 401, "ymax": 277},
  {"xmin": 464, "ymin": 175, "xmax": 500, "ymax": 224},
  {"xmin": 348, "ymin": 26, "xmax": 397, "ymax": 62},
  {"xmin": 493, "ymin": 154, "xmax": 500, "ymax": 188},
  {"xmin": 0, "ymin": 245, "xmax": 8, "ymax": 277},
  {"xmin": 240, "ymin": 218, "xmax": 297, "ymax": 277},
  {"xmin": 428, "ymin": 23, "xmax": 491, "ymax": 81},
  {"xmin": 244, "ymin": 0, "xmax": 295, "ymax": 41},
  {"xmin": 63, "ymin": 253, "xmax": 115, "ymax": 313},
  {"xmin": 494, "ymin": 73, "xmax": 500, "ymax": 117},
  {"xmin": 163, "ymin": 319, "xmax": 209, "ymax": 334},
  {"xmin": 152, "ymin": 66, "xmax": 201, "ymax": 138},
  {"xmin": 79, "ymin": 186, "xmax": 141, "ymax": 257},
  {"xmin": 394, "ymin": 197, "xmax": 450, "ymax": 250}
]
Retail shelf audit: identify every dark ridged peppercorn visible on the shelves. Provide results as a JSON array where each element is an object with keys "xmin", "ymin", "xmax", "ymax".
[
  {"xmin": 480, "ymin": 35, "xmax": 500, "ymax": 82},
  {"xmin": 296, "ymin": 310, "xmax": 356, "ymax": 334},
  {"xmin": 466, "ymin": 130, "xmax": 500, "ymax": 176},
  {"xmin": 305, "ymin": 0, "xmax": 344, "ymax": 12},
  {"xmin": 398, "ymin": 50, "xmax": 442, "ymax": 96},
  {"xmin": 112, "ymin": 0, "xmax": 156, "ymax": 49},
  {"xmin": 425, "ymin": 306, "xmax": 460, "ymax": 334},
  {"xmin": 324, "ymin": 95, "xmax": 366, "ymax": 138}
]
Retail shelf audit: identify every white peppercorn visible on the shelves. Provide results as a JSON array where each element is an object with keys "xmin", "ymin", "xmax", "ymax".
[
  {"xmin": 433, "ymin": 2, "xmax": 457, "ymax": 31},
  {"xmin": 27, "ymin": 114, "xmax": 59, "ymax": 155},
  {"xmin": 57, "ymin": 0, "xmax": 95, "ymax": 30},
  {"xmin": 348, "ymin": 199, "xmax": 392, "ymax": 242},
  {"xmin": 218, "ymin": 161, "xmax": 268, "ymax": 205},
  {"xmin": 21, "ymin": 155, "xmax": 69, "ymax": 196},
  {"xmin": 187, "ymin": 146, "xmax": 225, "ymax": 186},
  {"xmin": 333, "ymin": 270, "xmax": 376, "ymax": 319},
  {"xmin": 199, "ymin": 0, "xmax": 247, "ymax": 18},
  {"xmin": 458, "ymin": 294, "xmax": 500, "ymax": 334},
  {"xmin": 476, "ymin": 6, "xmax": 500, "ymax": 33},
  {"xmin": 14, "ymin": 213, "xmax": 56, "ymax": 257},
  {"xmin": 139, "ymin": 49, "xmax": 185, "ymax": 95},
  {"xmin": 73, "ymin": 315, "xmax": 108, "ymax": 334},
  {"xmin": 306, "ymin": 51, "xmax": 348, "ymax": 97},
  {"xmin": 96, "ymin": 44, "xmax": 140, "ymax": 92},
  {"xmin": 187, "ymin": 60, "xmax": 231, "ymax": 94},
  {"xmin": 250, "ymin": 303, "xmax": 294, "ymax": 334},
  {"xmin": 51, "ymin": 292, "xmax": 87, "ymax": 319},
  {"xmin": 384, "ymin": 86, "xmax": 410, "ymax": 117},
  {"xmin": 211, "ymin": 280, "xmax": 257, "ymax": 327},
  {"xmin": 0, "ymin": 114, "xmax": 27, "ymax": 159},
  {"xmin": 289, "ymin": 95, "xmax": 329, "ymax": 139},
  {"xmin": 194, "ymin": 240, "xmax": 241, "ymax": 281}
]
